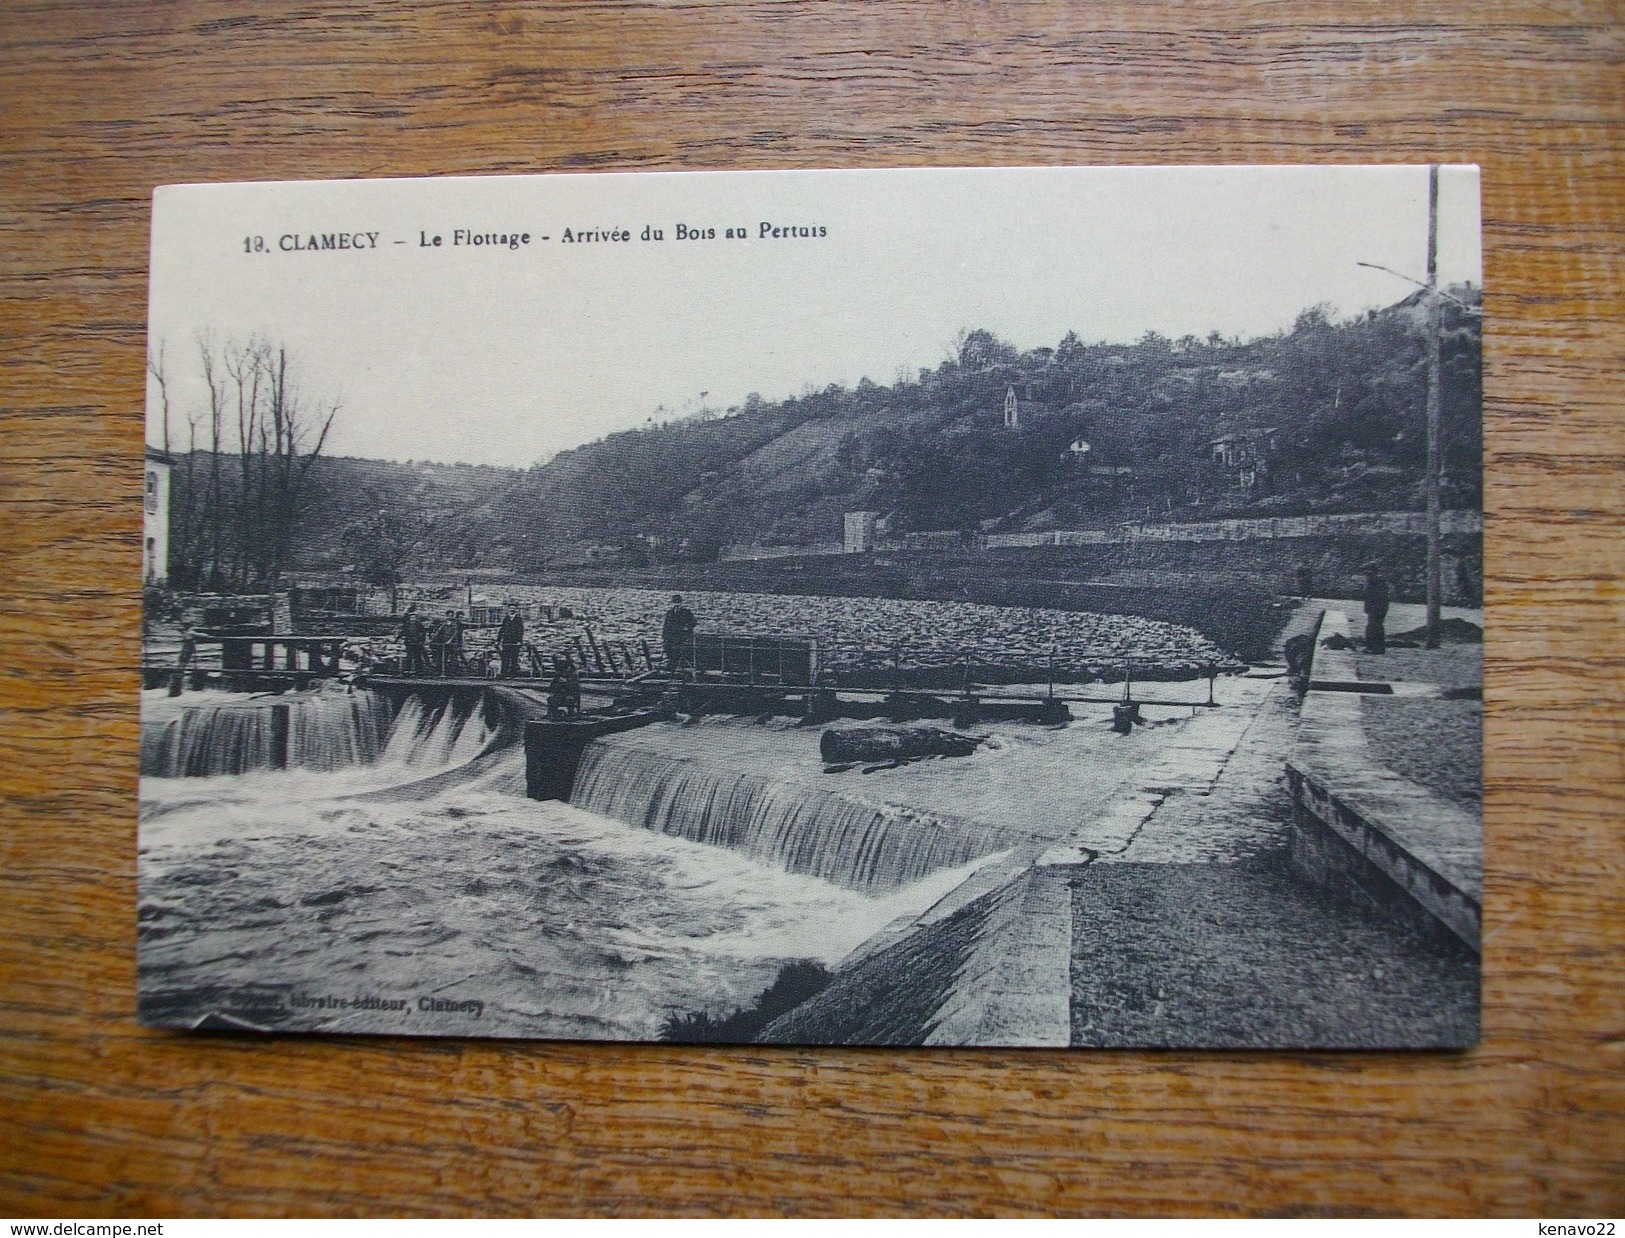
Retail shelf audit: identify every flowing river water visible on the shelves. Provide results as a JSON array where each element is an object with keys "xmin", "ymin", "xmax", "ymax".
[{"xmin": 138, "ymin": 686, "xmax": 1001, "ymax": 1039}]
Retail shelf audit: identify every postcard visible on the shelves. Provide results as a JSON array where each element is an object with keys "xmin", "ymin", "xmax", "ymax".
[{"xmin": 139, "ymin": 165, "xmax": 1483, "ymax": 1047}]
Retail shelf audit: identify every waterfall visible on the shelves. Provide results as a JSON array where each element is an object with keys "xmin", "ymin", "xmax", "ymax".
[
  {"xmin": 140, "ymin": 688, "xmax": 503, "ymax": 779},
  {"xmin": 142, "ymin": 696, "xmax": 272, "ymax": 777},
  {"xmin": 287, "ymin": 690, "xmax": 396, "ymax": 771},
  {"xmin": 379, "ymin": 695, "xmax": 499, "ymax": 769},
  {"xmin": 569, "ymin": 740, "xmax": 1010, "ymax": 892},
  {"xmin": 140, "ymin": 688, "xmax": 394, "ymax": 778}
]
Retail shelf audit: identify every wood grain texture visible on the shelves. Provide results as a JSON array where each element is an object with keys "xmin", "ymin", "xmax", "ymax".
[{"xmin": 1, "ymin": 0, "xmax": 1621, "ymax": 1217}]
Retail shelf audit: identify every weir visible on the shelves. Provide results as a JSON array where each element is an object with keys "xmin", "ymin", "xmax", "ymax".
[
  {"xmin": 564, "ymin": 735, "xmax": 1013, "ymax": 892},
  {"xmin": 141, "ymin": 688, "xmax": 396, "ymax": 777},
  {"xmin": 139, "ymin": 685, "xmax": 526, "ymax": 778}
]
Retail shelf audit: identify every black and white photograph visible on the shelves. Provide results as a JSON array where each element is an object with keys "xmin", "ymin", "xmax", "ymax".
[{"xmin": 138, "ymin": 164, "xmax": 1483, "ymax": 1048}]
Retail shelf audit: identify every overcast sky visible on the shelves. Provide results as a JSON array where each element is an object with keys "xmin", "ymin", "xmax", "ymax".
[{"xmin": 146, "ymin": 164, "xmax": 1480, "ymax": 467}]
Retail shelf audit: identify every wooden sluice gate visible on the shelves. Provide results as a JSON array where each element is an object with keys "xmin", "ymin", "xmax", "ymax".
[{"xmin": 141, "ymin": 634, "xmax": 351, "ymax": 693}]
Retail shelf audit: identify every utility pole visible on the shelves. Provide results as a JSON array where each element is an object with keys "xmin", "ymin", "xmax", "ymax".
[{"xmin": 1425, "ymin": 165, "xmax": 1443, "ymax": 649}]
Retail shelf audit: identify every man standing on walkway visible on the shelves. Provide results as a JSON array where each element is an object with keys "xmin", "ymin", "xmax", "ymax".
[
  {"xmin": 1363, "ymin": 563, "xmax": 1391, "ymax": 654},
  {"xmin": 497, "ymin": 600, "xmax": 524, "ymax": 678},
  {"xmin": 400, "ymin": 605, "xmax": 426, "ymax": 676},
  {"xmin": 446, "ymin": 609, "xmax": 465, "ymax": 676},
  {"xmin": 169, "ymin": 621, "xmax": 198, "ymax": 696},
  {"xmin": 428, "ymin": 610, "xmax": 453, "ymax": 677},
  {"xmin": 662, "ymin": 593, "xmax": 697, "ymax": 675}
]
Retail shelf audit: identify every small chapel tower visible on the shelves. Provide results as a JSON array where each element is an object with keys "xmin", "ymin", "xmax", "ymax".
[{"xmin": 1003, "ymin": 385, "xmax": 1019, "ymax": 429}]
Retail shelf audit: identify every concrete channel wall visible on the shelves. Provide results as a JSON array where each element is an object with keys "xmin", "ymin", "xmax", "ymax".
[
  {"xmin": 1285, "ymin": 612, "xmax": 1482, "ymax": 952},
  {"xmin": 523, "ymin": 712, "xmax": 663, "ymax": 801},
  {"xmin": 1285, "ymin": 761, "xmax": 1482, "ymax": 951}
]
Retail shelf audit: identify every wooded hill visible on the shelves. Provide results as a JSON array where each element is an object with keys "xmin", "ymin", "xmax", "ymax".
[{"xmin": 172, "ymin": 288, "xmax": 1481, "ymax": 582}]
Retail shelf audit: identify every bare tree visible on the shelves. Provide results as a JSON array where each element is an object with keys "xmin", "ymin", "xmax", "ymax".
[
  {"xmin": 261, "ymin": 344, "xmax": 338, "ymax": 589},
  {"xmin": 225, "ymin": 337, "xmax": 268, "ymax": 589},
  {"xmin": 172, "ymin": 412, "xmax": 201, "ymax": 588},
  {"xmin": 147, "ymin": 340, "xmax": 172, "ymax": 456},
  {"xmin": 168, "ymin": 335, "xmax": 338, "ymax": 594},
  {"xmin": 198, "ymin": 334, "xmax": 226, "ymax": 590}
]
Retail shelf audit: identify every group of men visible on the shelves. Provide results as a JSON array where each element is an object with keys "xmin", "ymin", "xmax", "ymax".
[
  {"xmin": 397, "ymin": 601, "xmax": 527, "ymax": 678},
  {"xmin": 392, "ymin": 594, "xmax": 698, "ymax": 682}
]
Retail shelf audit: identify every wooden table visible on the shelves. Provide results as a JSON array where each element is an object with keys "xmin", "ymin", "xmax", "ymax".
[{"xmin": 1, "ymin": 1, "xmax": 1619, "ymax": 1216}]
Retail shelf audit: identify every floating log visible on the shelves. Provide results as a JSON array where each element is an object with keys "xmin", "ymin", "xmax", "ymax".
[{"xmin": 820, "ymin": 723, "xmax": 981, "ymax": 765}]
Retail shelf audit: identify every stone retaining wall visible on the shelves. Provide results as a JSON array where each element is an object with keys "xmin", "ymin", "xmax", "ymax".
[
  {"xmin": 1285, "ymin": 612, "xmax": 1482, "ymax": 953},
  {"xmin": 1285, "ymin": 762, "xmax": 1482, "ymax": 952},
  {"xmin": 988, "ymin": 509, "xmax": 1482, "ymax": 548}
]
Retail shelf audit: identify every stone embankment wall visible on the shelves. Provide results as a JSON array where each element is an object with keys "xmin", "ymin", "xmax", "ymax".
[
  {"xmin": 1285, "ymin": 612, "xmax": 1482, "ymax": 953},
  {"xmin": 986, "ymin": 509, "xmax": 1482, "ymax": 548},
  {"xmin": 991, "ymin": 511, "xmax": 1483, "ymax": 605},
  {"xmin": 717, "ymin": 510, "xmax": 1484, "ymax": 606}
]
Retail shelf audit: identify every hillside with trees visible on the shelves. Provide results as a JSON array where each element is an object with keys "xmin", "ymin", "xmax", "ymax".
[{"xmin": 167, "ymin": 288, "xmax": 1480, "ymax": 582}]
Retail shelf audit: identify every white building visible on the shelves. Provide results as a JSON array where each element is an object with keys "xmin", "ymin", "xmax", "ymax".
[
  {"xmin": 844, "ymin": 511, "xmax": 878, "ymax": 554},
  {"xmin": 143, "ymin": 447, "xmax": 172, "ymax": 585},
  {"xmin": 1003, "ymin": 385, "xmax": 1019, "ymax": 429}
]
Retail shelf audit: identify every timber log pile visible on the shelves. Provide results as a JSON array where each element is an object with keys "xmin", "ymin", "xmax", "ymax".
[
  {"xmin": 820, "ymin": 724, "xmax": 983, "ymax": 765},
  {"xmin": 467, "ymin": 585, "xmax": 1234, "ymax": 681}
]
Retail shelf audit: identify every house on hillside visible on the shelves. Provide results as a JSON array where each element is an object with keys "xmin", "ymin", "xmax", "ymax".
[
  {"xmin": 1001, "ymin": 384, "xmax": 1051, "ymax": 430},
  {"xmin": 1392, "ymin": 286, "xmax": 1432, "ymax": 331},
  {"xmin": 1207, "ymin": 427, "xmax": 1280, "ymax": 489}
]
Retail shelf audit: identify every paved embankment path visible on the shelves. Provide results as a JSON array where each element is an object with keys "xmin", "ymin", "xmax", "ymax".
[
  {"xmin": 1290, "ymin": 611, "xmax": 1482, "ymax": 949},
  {"xmin": 1068, "ymin": 857, "xmax": 1479, "ymax": 1048},
  {"xmin": 1069, "ymin": 662, "xmax": 1477, "ymax": 1048},
  {"xmin": 1062, "ymin": 605, "xmax": 1477, "ymax": 1047},
  {"xmin": 765, "ymin": 600, "xmax": 1479, "ymax": 1048}
]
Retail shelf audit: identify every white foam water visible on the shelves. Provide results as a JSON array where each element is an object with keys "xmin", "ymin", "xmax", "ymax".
[
  {"xmin": 377, "ymin": 695, "xmax": 498, "ymax": 770},
  {"xmin": 136, "ymin": 686, "xmax": 1010, "ymax": 1039},
  {"xmin": 140, "ymin": 686, "xmax": 395, "ymax": 777},
  {"xmin": 138, "ymin": 743, "xmax": 997, "ymax": 1040},
  {"xmin": 569, "ymin": 739, "xmax": 1009, "ymax": 892},
  {"xmin": 139, "ymin": 687, "xmax": 499, "ymax": 779}
]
